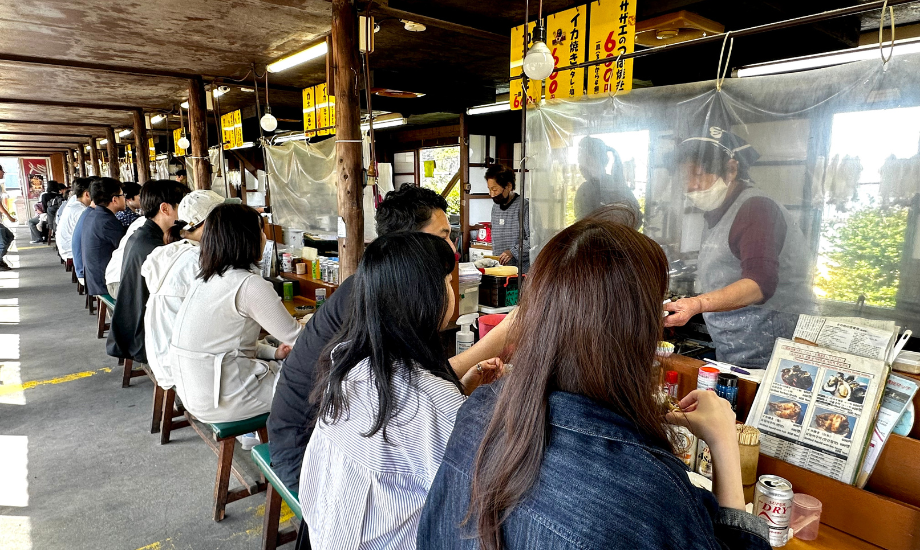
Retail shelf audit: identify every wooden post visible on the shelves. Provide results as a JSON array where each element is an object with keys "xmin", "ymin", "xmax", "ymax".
[
  {"xmin": 65, "ymin": 149, "xmax": 75, "ymax": 187},
  {"xmin": 132, "ymin": 109, "xmax": 150, "ymax": 184},
  {"xmin": 332, "ymin": 0, "xmax": 363, "ymax": 279},
  {"xmin": 105, "ymin": 127, "xmax": 120, "ymax": 180},
  {"xmin": 187, "ymin": 77, "xmax": 212, "ymax": 190},
  {"xmin": 459, "ymin": 112, "xmax": 470, "ymax": 260},
  {"xmin": 75, "ymin": 145, "xmax": 86, "ymax": 177},
  {"xmin": 88, "ymin": 139, "xmax": 100, "ymax": 177}
]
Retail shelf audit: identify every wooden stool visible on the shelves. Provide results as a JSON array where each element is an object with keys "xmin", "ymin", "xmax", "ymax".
[
  {"xmin": 156, "ymin": 386, "xmax": 190, "ymax": 444},
  {"xmin": 121, "ymin": 358, "xmax": 147, "ymax": 388},
  {"xmin": 96, "ymin": 294, "xmax": 115, "ymax": 339},
  {"xmin": 65, "ymin": 258, "xmax": 72, "ymax": 272},
  {"xmin": 187, "ymin": 413, "xmax": 269, "ymax": 521},
  {"xmin": 251, "ymin": 444, "xmax": 302, "ymax": 550},
  {"xmin": 85, "ymin": 291, "xmax": 96, "ymax": 314}
]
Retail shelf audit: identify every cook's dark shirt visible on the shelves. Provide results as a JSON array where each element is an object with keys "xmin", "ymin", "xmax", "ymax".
[{"xmin": 703, "ymin": 183, "xmax": 786, "ymax": 301}]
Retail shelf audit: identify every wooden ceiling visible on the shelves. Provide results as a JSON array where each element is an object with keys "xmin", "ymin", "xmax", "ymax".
[{"xmin": 0, "ymin": 0, "xmax": 915, "ymax": 154}]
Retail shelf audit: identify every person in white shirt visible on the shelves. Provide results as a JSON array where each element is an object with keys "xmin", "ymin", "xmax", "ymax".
[
  {"xmin": 298, "ymin": 232, "xmax": 502, "ymax": 550},
  {"xmin": 170, "ymin": 204, "xmax": 302, "ymax": 423},
  {"xmin": 56, "ymin": 178, "xmax": 92, "ymax": 260},
  {"xmin": 142, "ymin": 190, "xmax": 229, "ymax": 391}
]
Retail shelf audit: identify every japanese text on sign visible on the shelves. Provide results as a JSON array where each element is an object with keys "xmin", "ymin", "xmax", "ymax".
[
  {"xmin": 173, "ymin": 128, "xmax": 186, "ymax": 156},
  {"xmin": 303, "ymin": 86, "xmax": 316, "ymax": 136},
  {"xmin": 220, "ymin": 109, "xmax": 243, "ymax": 150},
  {"xmin": 588, "ymin": 0, "xmax": 636, "ymax": 95},
  {"xmin": 546, "ymin": 6, "xmax": 586, "ymax": 100}
]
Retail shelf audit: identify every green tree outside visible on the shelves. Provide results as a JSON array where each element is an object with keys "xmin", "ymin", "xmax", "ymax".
[
  {"xmin": 815, "ymin": 205, "xmax": 908, "ymax": 308},
  {"xmin": 420, "ymin": 146, "xmax": 460, "ymax": 215}
]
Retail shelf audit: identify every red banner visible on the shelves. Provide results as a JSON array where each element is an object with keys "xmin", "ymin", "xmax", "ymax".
[{"xmin": 19, "ymin": 157, "xmax": 50, "ymax": 200}]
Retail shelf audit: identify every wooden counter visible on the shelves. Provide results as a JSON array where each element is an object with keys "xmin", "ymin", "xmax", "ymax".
[
  {"xmin": 280, "ymin": 271, "xmax": 339, "ymax": 299},
  {"xmin": 282, "ymin": 296, "xmax": 316, "ymax": 318},
  {"xmin": 785, "ymin": 525, "xmax": 883, "ymax": 550}
]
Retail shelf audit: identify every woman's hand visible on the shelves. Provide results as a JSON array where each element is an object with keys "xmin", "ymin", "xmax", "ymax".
[
  {"xmin": 498, "ymin": 250, "xmax": 514, "ymax": 265},
  {"xmin": 274, "ymin": 344, "xmax": 293, "ymax": 360},
  {"xmin": 459, "ymin": 357, "xmax": 505, "ymax": 395},
  {"xmin": 663, "ymin": 297, "xmax": 703, "ymax": 327},
  {"xmin": 667, "ymin": 390, "xmax": 746, "ymax": 510}
]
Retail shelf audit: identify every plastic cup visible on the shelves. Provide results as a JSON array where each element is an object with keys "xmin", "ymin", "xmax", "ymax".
[{"xmin": 790, "ymin": 493, "xmax": 822, "ymax": 541}]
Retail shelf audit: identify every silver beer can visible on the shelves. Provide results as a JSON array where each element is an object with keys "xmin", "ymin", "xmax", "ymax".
[{"xmin": 753, "ymin": 474, "xmax": 794, "ymax": 546}]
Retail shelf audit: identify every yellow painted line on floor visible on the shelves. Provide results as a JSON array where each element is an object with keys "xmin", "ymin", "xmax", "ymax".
[
  {"xmin": 0, "ymin": 367, "xmax": 111, "ymax": 396},
  {"xmin": 12, "ymin": 246, "xmax": 47, "ymax": 250},
  {"xmin": 135, "ymin": 538, "xmax": 172, "ymax": 550}
]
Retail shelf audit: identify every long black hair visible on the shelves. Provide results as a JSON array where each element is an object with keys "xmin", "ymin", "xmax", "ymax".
[
  {"xmin": 314, "ymin": 231, "xmax": 460, "ymax": 439},
  {"xmin": 198, "ymin": 204, "xmax": 263, "ymax": 282}
]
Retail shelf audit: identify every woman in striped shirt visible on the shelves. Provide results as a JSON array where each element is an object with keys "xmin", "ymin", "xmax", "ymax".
[{"xmin": 298, "ymin": 232, "xmax": 501, "ymax": 550}]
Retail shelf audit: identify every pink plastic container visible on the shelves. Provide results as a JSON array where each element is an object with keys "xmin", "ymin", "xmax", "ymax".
[{"xmin": 478, "ymin": 314, "xmax": 507, "ymax": 338}]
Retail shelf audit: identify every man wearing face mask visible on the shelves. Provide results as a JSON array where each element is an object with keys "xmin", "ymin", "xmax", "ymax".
[
  {"xmin": 486, "ymin": 164, "xmax": 529, "ymax": 272},
  {"xmin": 664, "ymin": 127, "xmax": 814, "ymax": 368}
]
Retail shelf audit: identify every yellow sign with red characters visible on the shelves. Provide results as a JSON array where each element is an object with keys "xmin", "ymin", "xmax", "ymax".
[
  {"xmin": 148, "ymin": 138, "xmax": 156, "ymax": 159},
  {"xmin": 510, "ymin": 22, "xmax": 541, "ymax": 110},
  {"xmin": 220, "ymin": 109, "xmax": 244, "ymax": 150},
  {"xmin": 173, "ymin": 128, "xmax": 186, "ymax": 156},
  {"xmin": 546, "ymin": 5, "xmax": 586, "ymax": 101},
  {"xmin": 303, "ymin": 86, "xmax": 316, "ymax": 136},
  {"xmin": 303, "ymin": 83, "xmax": 335, "ymax": 136},
  {"xmin": 588, "ymin": 0, "xmax": 637, "ymax": 95}
]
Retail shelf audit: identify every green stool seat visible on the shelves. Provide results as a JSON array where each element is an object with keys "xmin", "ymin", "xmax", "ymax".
[
  {"xmin": 99, "ymin": 293, "xmax": 116, "ymax": 310},
  {"xmin": 209, "ymin": 413, "xmax": 270, "ymax": 440},
  {"xmin": 251, "ymin": 444, "xmax": 302, "ymax": 520}
]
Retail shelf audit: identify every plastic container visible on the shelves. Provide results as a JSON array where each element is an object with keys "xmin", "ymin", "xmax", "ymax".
[
  {"xmin": 479, "ymin": 275, "xmax": 519, "ymax": 308},
  {"xmin": 478, "ymin": 314, "xmax": 507, "ymax": 338},
  {"xmin": 697, "ymin": 366, "xmax": 720, "ymax": 391},
  {"xmin": 458, "ymin": 283, "xmax": 480, "ymax": 315},
  {"xmin": 892, "ymin": 350, "xmax": 920, "ymax": 374},
  {"xmin": 456, "ymin": 313, "xmax": 479, "ymax": 355},
  {"xmin": 790, "ymin": 493, "xmax": 822, "ymax": 541}
]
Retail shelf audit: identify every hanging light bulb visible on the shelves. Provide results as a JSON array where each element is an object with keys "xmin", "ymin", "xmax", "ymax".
[
  {"xmin": 177, "ymin": 136, "xmax": 190, "ymax": 150},
  {"xmin": 260, "ymin": 106, "xmax": 278, "ymax": 132},
  {"xmin": 523, "ymin": 26, "xmax": 555, "ymax": 81}
]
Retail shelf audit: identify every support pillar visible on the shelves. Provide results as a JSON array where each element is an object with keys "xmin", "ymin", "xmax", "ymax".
[
  {"xmin": 65, "ymin": 149, "xmax": 75, "ymax": 187},
  {"xmin": 132, "ymin": 109, "xmax": 150, "ymax": 184},
  {"xmin": 88, "ymin": 139, "xmax": 100, "ymax": 177},
  {"xmin": 75, "ymin": 145, "xmax": 86, "ymax": 177},
  {"xmin": 105, "ymin": 127, "xmax": 120, "ymax": 180},
  {"xmin": 332, "ymin": 0, "xmax": 364, "ymax": 279},
  {"xmin": 459, "ymin": 112, "xmax": 470, "ymax": 260},
  {"xmin": 187, "ymin": 77, "xmax": 212, "ymax": 189}
]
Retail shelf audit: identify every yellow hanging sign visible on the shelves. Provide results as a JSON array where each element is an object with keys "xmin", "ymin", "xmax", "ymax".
[
  {"xmin": 510, "ymin": 22, "xmax": 541, "ymax": 110},
  {"xmin": 173, "ymin": 128, "xmax": 186, "ymax": 156},
  {"xmin": 315, "ymin": 83, "xmax": 330, "ymax": 136},
  {"xmin": 546, "ymin": 6, "xmax": 586, "ymax": 100},
  {"xmin": 220, "ymin": 109, "xmax": 244, "ymax": 149},
  {"xmin": 233, "ymin": 110, "xmax": 244, "ymax": 148},
  {"xmin": 303, "ymin": 86, "xmax": 316, "ymax": 137},
  {"xmin": 588, "ymin": 0, "xmax": 637, "ymax": 95},
  {"xmin": 148, "ymin": 138, "xmax": 156, "ymax": 159},
  {"xmin": 328, "ymin": 93, "xmax": 336, "ymax": 134}
]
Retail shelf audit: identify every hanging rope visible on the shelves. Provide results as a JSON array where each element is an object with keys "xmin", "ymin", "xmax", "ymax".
[
  {"xmin": 879, "ymin": 0, "xmax": 896, "ymax": 64},
  {"xmin": 716, "ymin": 32, "xmax": 734, "ymax": 91}
]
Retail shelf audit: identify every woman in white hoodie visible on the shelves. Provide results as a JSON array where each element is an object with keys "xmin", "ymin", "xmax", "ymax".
[
  {"xmin": 142, "ymin": 190, "xmax": 227, "ymax": 390},
  {"xmin": 170, "ymin": 204, "xmax": 302, "ymax": 423}
]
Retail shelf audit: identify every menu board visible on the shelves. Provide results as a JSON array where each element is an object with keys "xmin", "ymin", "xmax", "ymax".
[
  {"xmin": 221, "ymin": 109, "xmax": 244, "ymax": 150},
  {"xmin": 303, "ymin": 86, "xmax": 316, "ymax": 137},
  {"xmin": 588, "ymin": 0, "xmax": 636, "ymax": 95},
  {"xmin": 173, "ymin": 128, "xmax": 187, "ymax": 156},
  {"xmin": 509, "ymin": 21, "xmax": 541, "ymax": 110},
  {"xmin": 546, "ymin": 5, "xmax": 586, "ymax": 100},
  {"xmin": 745, "ymin": 339, "xmax": 888, "ymax": 485},
  {"xmin": 148, "ymin": 138, "xmax": 156, "ymax": 160}
]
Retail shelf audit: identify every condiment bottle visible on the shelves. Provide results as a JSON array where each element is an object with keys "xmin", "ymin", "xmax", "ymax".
[
  {"xmin": 315, "ymin": 288, "xmax": 326, "ymax": 308},
  {"xmin": 697, "ymin": 366, "xmax": 720, "ymax": 391},
  {"xmin": 665, "ymin": 370, "xmax": 679, "ymax": 398},
  {"xmin": 716, "ymin": 373, "xmax": 739, "ymax": 411}
]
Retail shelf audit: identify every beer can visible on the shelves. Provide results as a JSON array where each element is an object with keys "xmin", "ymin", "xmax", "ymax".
[
  {"xmin": 669, "ymin": 425, "xmax": 697, "ymax": 470},
  {"xmin": 754, "ymin": 475, "xmax": 794, "ymax": 546}
]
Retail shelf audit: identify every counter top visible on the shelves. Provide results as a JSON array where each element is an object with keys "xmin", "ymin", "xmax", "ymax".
[{"xmin": 786, "ymin": 524, "xmax": 882, "ymax": 549}]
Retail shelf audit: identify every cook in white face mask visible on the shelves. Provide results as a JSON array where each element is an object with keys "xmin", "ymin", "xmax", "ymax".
[
  {"xmin": 680, "ymin": 158, "xmax": 739, "ymax": 212},
  {"xmin": 686, "ymin": 177, "xmax": 730, "ymax": 211}
]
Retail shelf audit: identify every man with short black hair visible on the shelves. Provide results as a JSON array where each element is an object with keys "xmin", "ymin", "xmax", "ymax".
[
  {"xmin": 107, "ymin": 179, "xmax": 189, "ymax": 365},
  {"xmin": 269, "ymin": 184, "xmax": 462, "ymax": 492},
  {"xmin": 81, "ymin": 178, "xmax": 127, "ymax": 297},
  {"xmin": 175, "ymin": 169, "xmax": 187, "ymax": 186},
  {"xmin": 0, "ymin": 165, "xmax": 17, "ymax": 271},
  {"xmin": 116, "ymin": 181, "xmax": 142, "ymax": 227},
  {"xmin": 56, "ymin": 178, "xmax": 92, "ymax": 260}
]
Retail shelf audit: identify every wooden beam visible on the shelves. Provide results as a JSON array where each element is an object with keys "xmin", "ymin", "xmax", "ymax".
[
  {"xmin": 76, "ymin": 145, "xmax": 86, "ymax": 177},
  {"xmin": 391, "ymin": 125, "xmax": 461, "ymax": 143},
  {"xmin": 369, "ymin": 1, "xmax": 507, "ymax": 42},
  {"xmin": 106, "ymin": 127, "xmax": 120, "ymax": 180},
  {"xmin": 0, "ymin": 131, "xmax": 94, "ymax": 138},
  {"xmin": 0, "ymin": 119, "xmax": 111, "ymax": 128},
  {"xmin": 0, "ymin": 139, "xmax": 84, "ymax": 145},
  {"xmin": 440, "ymin": 169, "xmax": 461, "ymax": 198},
  {"xmin": 88, "ymin": 140, "xmax": 100, "ymax": 177},
  {"xmin": 333, "ymin": 0, "xmax": 364, "ymax": 279},
  {"xmin": 133, "ymin": 109, "xmax": 150, "ymax": 184},
  {"xmin": 460, "ymin": 112, "xmax": 470, "ymax": 258},
  {"xmin": 0, "ymin": 97, "xmax": 138, "ymax": 111},
  {"xmin": 188, "ymin": 77, "xmax": 212, "ymax": 190}
]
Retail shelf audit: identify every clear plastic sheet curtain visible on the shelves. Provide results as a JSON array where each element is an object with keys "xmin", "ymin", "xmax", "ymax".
[
  {"xmin": 525, "ymin": 52, "xmax": 920, "ymax": 365},
  {"xmin": 264, "ymin": 138, "xmax": 338, "ymax": 235}
]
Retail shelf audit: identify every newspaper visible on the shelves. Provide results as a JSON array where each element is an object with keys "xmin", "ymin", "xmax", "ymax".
[
  {"xmin": 855, "ymin": 374, "xmax": 919, "ymax": 488},
  {"xmin": 745, "ymin": 339, "xmax": 888, "ymax": 485},
  {"xmin": 793, "ymin": 315, "xmax": 898, "ymax": 362}
]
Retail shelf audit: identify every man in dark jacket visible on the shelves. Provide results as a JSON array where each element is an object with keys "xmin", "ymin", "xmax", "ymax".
[
  {"xmin": 106, "ymin": 179, "xmax": 189, "ymax": 365},
  {"xmin": 81, "ymin": 178, "xmax": 127, "ymax": 297},
  {"xmin": 269, "ymin": 185, "xmax": 508, "ymax": 495}
]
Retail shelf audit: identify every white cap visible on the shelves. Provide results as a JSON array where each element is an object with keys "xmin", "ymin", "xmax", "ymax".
[{"xmin": 178, "ymin": 190, "xmax": 226, "ymax": 230}]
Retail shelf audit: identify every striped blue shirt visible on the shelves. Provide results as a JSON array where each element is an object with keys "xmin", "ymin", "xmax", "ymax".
[{"xmin": 299, "ymin": 358, "xmax": 466, "ymax": 550}]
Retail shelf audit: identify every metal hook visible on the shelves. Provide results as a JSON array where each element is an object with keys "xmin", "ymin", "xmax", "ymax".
[{"xmin": 879, "ymin": 0, "xmax": 896, "ymax": 65}]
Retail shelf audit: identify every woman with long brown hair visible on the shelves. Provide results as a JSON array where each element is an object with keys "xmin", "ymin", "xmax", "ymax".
[{"xmin": 417, "ymin": 218, "xmax": 770, "ymax": 550}]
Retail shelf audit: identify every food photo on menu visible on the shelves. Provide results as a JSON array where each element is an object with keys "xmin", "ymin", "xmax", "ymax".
[
  {"xmin": 821, "ymin": 371, "xmax": 869, "ymax": 404},
  {"xmin": 766, "ymin": 394, "xmax": 808, "ymax": 425},
  {"xmin": 809, "ymin": 407, "xmax": 855, "ymax": 439},
  {"xmin": 776, "ymin": 361, "xmax": 818, "ymax": 391}
]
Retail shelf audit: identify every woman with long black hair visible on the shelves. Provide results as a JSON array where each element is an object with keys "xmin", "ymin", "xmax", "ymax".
[
  {"xmin": 417, "ymin": 218, "xmax": 770, "ymax": 550},
  {"xmin": 298, "ymin": 232, "xmax": 500, "ymax": 550}
]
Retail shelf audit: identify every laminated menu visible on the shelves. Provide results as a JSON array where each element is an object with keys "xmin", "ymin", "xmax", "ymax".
[
  {"xmin": 745, "ymin": 339, "xmax": 888, "ymax": 485},
  {"xmin": 854, "ymin": 374, "xmax": 918, "ymax": 489},
  {"xmin": 793, "ymin": 314, "xmax": 899, "ymax": 362}
]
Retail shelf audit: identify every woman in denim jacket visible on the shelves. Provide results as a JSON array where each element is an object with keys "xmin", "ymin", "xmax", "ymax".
[{"xmin": 418, "ymin": 218, "xmax": 770, "ymax": 550}]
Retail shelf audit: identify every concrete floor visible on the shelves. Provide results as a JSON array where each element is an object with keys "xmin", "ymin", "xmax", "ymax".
[{"xmin": 0, "ymin": 227, "xmax": 294, "ymax": 550}]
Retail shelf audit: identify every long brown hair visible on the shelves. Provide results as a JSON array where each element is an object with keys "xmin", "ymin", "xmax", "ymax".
[{"xmin": 467, "ymin": 218, "xmax": 671, "ymax": 550}]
